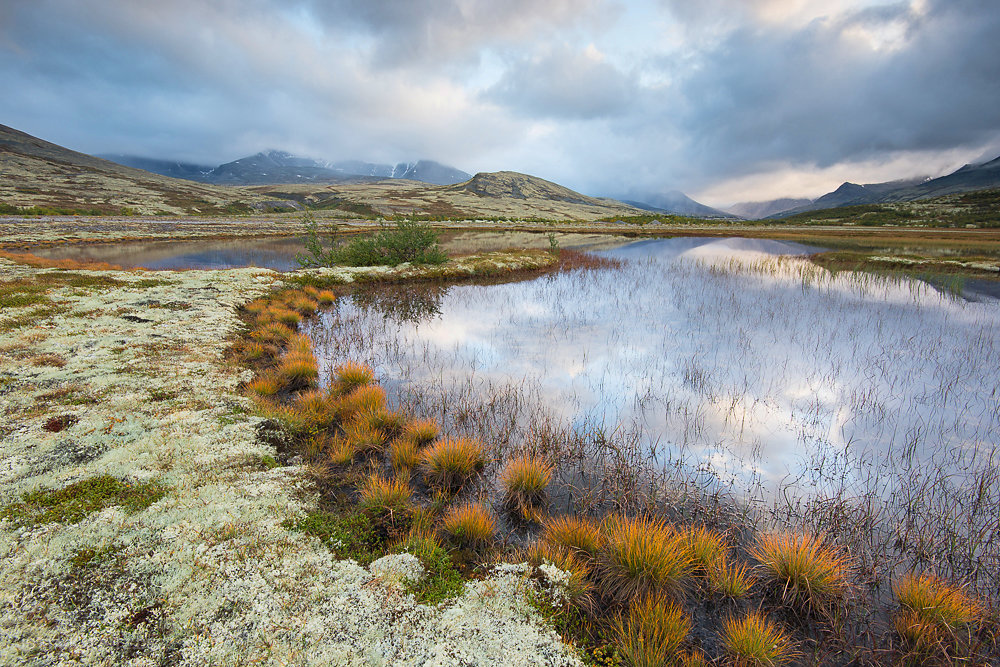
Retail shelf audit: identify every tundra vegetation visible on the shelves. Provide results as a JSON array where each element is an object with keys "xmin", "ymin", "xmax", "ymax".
[{"xmin": 2, "ymin": 221, "xmax": 998, "ymax": 665}]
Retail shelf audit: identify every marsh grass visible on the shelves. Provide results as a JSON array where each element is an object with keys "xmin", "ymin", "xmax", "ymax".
[
  {"xmin": 596, "ymin": 515, "xmax": 694, "ymax": 603},
  {"xmin": 500, "ymin": 455, "xmax": 553, "ymax": 522},
  {"xmin": 389, "ymin": 438, "xmax": 420, "ymax": 473},
  {"xmin": 440, "ymin": 502, "xmax": 495, "ymax": 550},
  {"xmin": 893, "ymin": 572, "xmax": 982, "ymax": 657},
  {"xmin": 359, "ymin": 472, "xmax": 413, "ymax": 532},
  {"xmin": 402, "ymin": 417, "xmax": 439, "ymax": 446},
  {"xmin": 542, "ymin": 515, "xmax": 603, "ymax": 561},
  {"xmin": 750, "ymin": 531, "xmax": 851, "ymax": 612},
  {"xmin": 721, "ymin": 613, "xmax": 796, "ymax": 667},
  {"xmin": 614, "ymin": 595, "xmax": 691, "ymax": 667},
  {"xmin": 419, "ymin": 437, "xmax": 486, "ymax": 492}
]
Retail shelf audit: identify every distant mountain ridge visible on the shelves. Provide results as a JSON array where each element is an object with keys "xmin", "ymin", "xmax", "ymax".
[
  {"xmin": 726, "ymin": 198, "xmax": 812, "ymax": 219},
  {"xmin": 772, "ymin": 158, "xmax": 1000, "ymax": 218},
  {"xmin": 618, "ymin": 190, "xmax": 738, "ymax": 219},
  {"xmin": 101, "ymin": 151, "xmax": 472, "ymax": 186}
]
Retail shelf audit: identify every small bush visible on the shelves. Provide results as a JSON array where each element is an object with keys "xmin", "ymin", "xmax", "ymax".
[
  {"xmin": 335, "ymin": 219, "xmax": 448, "ymax": 267},
  {"xmin": 721, "ymin": 612, "xmax": 795, "ymax": 667},
  {"xmin": 420, "ymin": 437, "xmax": 486, "ymax": 492},
  {"xmin": 542, "ymin": 515, "xmax": 603, "ymax": 561},
  {"xmin": 614, "ymin": 596, "xmax": 691, "ymax": 667},
  {"xmin": 596, "ymin": 514, "xmax": 694, "ymax": 602},
  {"xmin": 750, "ymin": 531, "xmax": 850, "ymax": 611},
  {"xmin": 440, "ymin": 502, "xmax": 495, "ymax": 550},
  {"xmin": 499, "ymin": 455, "xmax": 553, "ymax": 521}
]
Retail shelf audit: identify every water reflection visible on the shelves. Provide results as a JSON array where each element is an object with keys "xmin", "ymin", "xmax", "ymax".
[{"xmin": 307, "ymin": 237, "xmax": 1000, "ymax": 501}]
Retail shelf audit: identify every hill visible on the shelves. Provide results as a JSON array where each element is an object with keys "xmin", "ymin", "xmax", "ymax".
[
  {"xmin": 0, "ymin": 125, "xmax": 268, "ymax": 215},
  {"xmin": 619, "ymin": 190, "xmax": 738, "ymax": 219}
]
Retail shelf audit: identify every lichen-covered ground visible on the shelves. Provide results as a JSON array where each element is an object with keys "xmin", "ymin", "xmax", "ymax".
[{"xmin": 0, "ymin": 254, "xmax": 580, "ymax": 666}]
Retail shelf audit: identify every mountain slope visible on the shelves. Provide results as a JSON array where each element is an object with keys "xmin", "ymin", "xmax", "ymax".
[
  {"xmin": 0, "ymin": 125, "xmax": 268, "ymax": 214},
  {"xmin": 618, "ymin": 190, "xmax": 737, "ymax": 218},
  {"xmin": 727, "ymin": 198, "xmax": 812, "ymax": 219}
]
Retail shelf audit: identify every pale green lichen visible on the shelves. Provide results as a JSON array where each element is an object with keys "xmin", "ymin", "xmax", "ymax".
[{"xmin": 0, "ymin": 254, "xmax": 580, "ymax": 666}]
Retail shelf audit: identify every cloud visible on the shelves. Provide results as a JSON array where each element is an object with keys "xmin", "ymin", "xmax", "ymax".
[{"xmin": 486, "ymin": 45, "xmax": 637, "ymax": 119}]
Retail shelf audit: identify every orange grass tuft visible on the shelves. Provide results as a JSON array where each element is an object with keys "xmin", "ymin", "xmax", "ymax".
[
  {"xmin": 359, "ymin": 472, "xmax": 413, "ymax": 528},
  {"xmin": 894, "ymin": 572, "xmax": 980, "ymax": 640},
  {"xmin": 749, "ymin": 531, "xmax": 850, "ymax": 610},
  {"xmin": 499, "ymin": 455, "xmax": 553, "ymax": 521},
  {"xmin": 542, "ymin": 515, "xmax": 604, "ymax": 561},
  {"xmin": 331, "ymin": 362, "xmax": 376, "ymax": 397},
  {"xmin": 402, "ymin": 418, "xmax": 439, "ymax": 446},
  {"xmin": 336, "ymin": 384, "xmax": 387, "ymax": 422},
  {"xmin": 596, "ymin": 515, "xmax": 694, "ymax": 602},
  {"xmin": 440, "ymin": 502, "xmax": 495, "ymax": 549},
  {"xmin": 721, "ymin": 612, "xmax": 796, "ymax": 667},
  {"xmin": 389, "ymin": 438, "xmax": 420, "ymax": 472},
  {"xmin": 614, "ymin": 595, "xmax": 691, "ymax": 667},
  {"xmin": 419, "ymin": 437, "xmax": 486, "ymax": 492}
]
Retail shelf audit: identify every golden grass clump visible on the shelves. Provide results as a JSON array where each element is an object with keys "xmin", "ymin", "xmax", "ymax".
[
  {"xmin": 356, "ymin": 408, "xmax": 406, "ymax": 437},
  {"xmin": 709, "ymin": 556, "xmax": 755, "ymax": 599},
  {"xmin": 420, "ymin": 437, "xmax": 486, "ymax": 492},
  {"xmin": 359, "ymin": 472, "xmax": 413, "ymax": 527},
  {"xmin": 276, "ymin": 336, "xmax": 319, "ymax": 387},
  {"xmin": 721, "ymin": 612, "xmax": 796, "ymax": 667},
  {"xmin": 317, "ymin": 289, "xmax": 337, "ymax": 305},
  {"xmin": 499, "ymin": 455, "xmax": 553, "ymax": 521},
  {"xmin": 331, "ymin": 362, "xmax": 376, "ymax": 397},
  {"xmin": 269, "ymin": 307, "xmax": 301, "ymax": 327},
  {"xmin": 687, "ymin": 525, "xmax": 728, "ymax": 575},
  {"xmin": 894, "ymin": 572, "xmax": 980, "ymax": 647},
  {"xmin": 251, "ymin": 321, "xmax": 295, "ymax": 345},
  {"xmin": 328, "ymin": 436, "xmax": 359, "ymax": 465},
  {"xmin": 440, "ymin": 502, "xmax": 495, "ymax": 549},
  {"xmin": 542, "ymin": 515, "xmax": 603, "ymax": 561},
  {"xmin": 596, "ymin": 515, "xmax": 694, "ymax": 602},
  {"xmin": 749, "ymin": 531, "xmax": 850, "ymax": 610},
  {"xmin": 335, "ymin": 385, "xmax": 387, "ymax": 424},
  {"xmin": 292, "ymin": 389, "xmax": 338, "ymax": 432},
  {"xmin": 389, "ymin": 438, "xmax": 420, "ymax": 472},
  {"xmin": 341, "ymin": 420, "xmax": 386, "ymax": 453},
  {"xmin": 614, "ymin": 595, "xmax": 691, "ymax": 667},
  {"xmin": 246, "ymin": 374, "xmax": 281, "ymax": 397},
  {"xmin": 286, "ymin": 293, "xmax": 318, "ymax": 315},
  {"xmin": 402, "ymin": 417, "xmax": 439, "ymax": 446}
]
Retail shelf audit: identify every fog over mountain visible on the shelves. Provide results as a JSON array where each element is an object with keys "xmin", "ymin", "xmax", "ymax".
[{"xmin": 2, "ymin": 1, "xmax": 1000, "ymax": 204}]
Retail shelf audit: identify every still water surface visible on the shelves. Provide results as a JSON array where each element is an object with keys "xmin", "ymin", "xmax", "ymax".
[{"xmin": 307, "ymin": 237, "xmax": 1000, "ymax": 500}]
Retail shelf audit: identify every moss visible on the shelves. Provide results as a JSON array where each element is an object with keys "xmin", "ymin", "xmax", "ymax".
[
  {"xmin": 284, "ymin": 510, "xmax": 383, "ymax": 565},
  {"xmin": 1, "ymin": 475, "xmax": 169, "ymax": 527},
  {"xmin": 398, "ymin": 536, "xmax": 466, "ymax": 604},
  {"xmin": 70, "ymin": 545, "xmax": 116, "ymax": 569}
]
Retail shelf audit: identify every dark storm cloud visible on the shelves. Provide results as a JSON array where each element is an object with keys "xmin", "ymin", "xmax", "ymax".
[
  {"xmin": 486, "ymin": 46, "xmax": 637, "ymax": 119},
  {"xmin": 660, "ymin": 0, "xmax": 1000, "ymax": 183}
]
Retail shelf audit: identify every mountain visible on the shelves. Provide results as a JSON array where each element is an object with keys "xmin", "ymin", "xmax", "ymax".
[
  {"xmin": 257, "ymin": 171, "xmax": 644, "ymax": 220},
  {"xmin": 101, "ymin": 151, "xmax": 471, "ymax": 186},
  {"xmin": 773, "ymin": 159, "xmax": 1000, "ymax": 218},
  {"xmin": 618, "ymin": 190, "xmax": 738, "ymax": 219},
  {"xmin": 0, "ymin": 124, "xmax": 269, "ymax": 215},
  {"xmin": 726, "ymin": 198, "xmax": 813, "ymax": 219},
  {"xmin": 96, "ymin": 154, "xmax": 215, "ymax": 181}
]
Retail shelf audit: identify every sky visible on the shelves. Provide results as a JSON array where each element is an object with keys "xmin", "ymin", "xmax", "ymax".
[{"xmin": 2, "ymin": 0, "xmax": 1000, "ymax": 208}]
